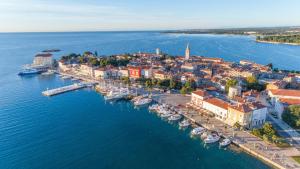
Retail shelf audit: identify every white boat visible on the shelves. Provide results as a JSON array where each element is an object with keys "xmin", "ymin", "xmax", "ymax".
[
  {"xmin": 160, "ymin": 112, "xmax": 174, "ymax": 118},
  {"xmin": 104, "ymin": 89, "xmax": 128, "ymax": 101},
  {"xmin": 134, "ymin": 98, "xmax": 152, "ymax": 106},
  {"xmin": 18, "ymin": 68, "xmax": 41, "ymax": 75},
  {"xmin": 219, "ymin": 138, "xmax": 231, "ymax": 147},
  {"xmin": 179, "ymin": 120, "xmax": 190, "ymax": 128},
  {"xmin": 191, "ymin": 127, "xmax": 205, "ymax": 136},
  {"xmin": 204, "ymin": 133, "xmax": 220, "ymax": 144},
  {"xmin": 41, "ymin": 70, "xmax": 55, "ymax": 76},
  {"xmin": 148, "ymin": 104, "xmax": 159, "ymax": 111},
  {"xmin": 168, "ymin": 114, "xmax": 182, "ymax": 121}
]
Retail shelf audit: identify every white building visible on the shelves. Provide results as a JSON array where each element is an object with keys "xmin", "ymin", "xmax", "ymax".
[
  {"xmin": 33, "ymin": 53, "xmax": 53, "ymax": 67},
  {"xmin": 142, "ymin": 67, "xmax": 152, "ymax": 78},
  {"xmin": 190, "ymin": 90, "xmax": 209, "ymax": 108},
  {"xmin": 202, "ymin": 98, "xmax": 229, "ymax": 121},
  {"xmin": 79, "ymin": 64, "xmax": 94, "ymax": 77},
  {"xmin": 228, "ymin": 86, "xmax": 242, "ymax": 99},
  {"xmin": 118, "ymin": 68, "xmax": 129, "ymax": 78},
  {"xmin": 94, "ymin": 68, "xmax": 109, "ymax": 79}
]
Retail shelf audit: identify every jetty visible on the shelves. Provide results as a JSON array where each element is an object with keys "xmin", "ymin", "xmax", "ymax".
[{"xmin": 42, "ymin": 82, "xmax": 95, "ymax": 96}]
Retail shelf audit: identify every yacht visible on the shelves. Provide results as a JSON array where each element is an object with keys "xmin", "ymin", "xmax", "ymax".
[
  {"xmin": 18, "ymin": 68, "xmax": 41, "ymax": 75},
  {"xmin": 191, "ymin": 127, "xmax": 205, "ymax": 136},
  {"xmin": 160, "ymin": 112, "xmax": 174, "ymax": 118},
  {"xmin": 219, "ymin": 138, "xmax": 231, "ymax": 147},
  {"xmin": 104, "ymin": 89, "xmax": 128, "ymax": 101},
  {"xmin": 179, "ymin": 119, "xmax": 191, "ymax": 128},
  {"xmin": 149, "ymin": 104, "xmax": 159, "ymax": 111},
  {"xmin": 134, "ymin": 98, "xmax": 152, "ymax": 106},
  {"xmin": 204, "ymin": 133, "xmax": 220, "ymax": 144},
  {"xmin": 168, "ymin": 114, "xmax": 182, "ymax": 121}
]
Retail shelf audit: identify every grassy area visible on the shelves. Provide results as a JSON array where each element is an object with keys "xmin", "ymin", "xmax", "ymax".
[{"xmin": 292, "ymin": 156, "xmax": 300, "ymax": 164}]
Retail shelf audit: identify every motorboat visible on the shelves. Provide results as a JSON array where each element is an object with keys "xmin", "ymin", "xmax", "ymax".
[
  {"xmin": 104, "ymin": 89, "xmax": 128, "ymax": 101},
  {"xmin": 219, "ymin": 138, "xmax": 231, "ymax": 147},
  {"xmin": 160, "ymin": 112, "xmax": 174, "ymax": 118},
  {"xmin": 18, "ymin": 68, "xmax": 41, "ymax": 75},
  {"xmin": 191, "ymin": 127, "xmax": 205, "ymax": 136},
  {"xmin": 204, "ymin": 133, "xmax": 220, "ymax": 144},
  {"xmin": 179, "ymin": 119, "xmax": 191, "ymax": 128},
  {"xmin": 168, "ymin": 114, "xmax": 182, "ymax": 121},
  {"xmin": 134, "ymin": 98, "xmax": 152, "ymax": 106},
  {"xmin": 148, "ymin": 104, "xmax": 159, "ymax": 111}
]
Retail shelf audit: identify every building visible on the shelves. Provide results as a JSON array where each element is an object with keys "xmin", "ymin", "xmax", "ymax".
[
  {"xmin": 227, "ymin": 102, "xmax": 267, "ymax": 129},
  {"xmin": 156, "ymin": 48, "xmax": 162, "ymax": 55},
  {"xmin": 154, "ymin": 71, "xmax": 169, "ymax": 80},
  {"xmin": 203, "ymin": 98, "xmax": 229, "ymax": 121},
  {"xmin": 118, "ymin": 68, "xmax": 129, "ymax": 78},
  {"xmin": 128, "ymin": 66, "xmax": 142, "ymax": 79},
  {"xmin": 190, "ymin": 90, "xmax": 209, "ymax": 108},
  {"xmin": 275, "ymin": 99, "xmax": 300, "ymax": 119},
  {"xmin": 228, "ymin": 86, "xmax": 242, "ymax": 99},
  {"xmin": 79, "ymin": 64, "xmax": 94, "ymax": 77},
  {"xmin": 181, "ymin": 63, "xmax": 196, "ymax": 72},
  {"xmin": 58, "ymin": 61, "xmax": 71, "ymax": 72},
  {"xmin": 94, "ymin": 68, "xmax": 109, "ymax": 79},
  {"xmin": 185, "ymin": 44, "xmax": 190, "ymax": 60},
  {"xmin": 33, "ymin": 53, "xmax": 53, "ymax": 67},
  {"xmin": 141, "ymin": 66, "xmax": 152, "ymax": 78}
]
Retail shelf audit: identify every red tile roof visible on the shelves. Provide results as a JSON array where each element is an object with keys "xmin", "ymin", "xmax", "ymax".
[
  {"xmin": 204, "ymin": 98, "xmax": 229, "ymax": 110},
  {"xmin": 269, "ymin": 89, "xmax": 300, "ymax": 97},
  {"xmin": 279, "ymin": 98, "xmax": 300, "ymax": 105},
  {"xmin": 192, "ymin": 90, "xmax": 208, "ymax": 97}
]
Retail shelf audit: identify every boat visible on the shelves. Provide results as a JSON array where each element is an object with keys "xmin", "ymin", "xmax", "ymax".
[
  {"xmin": 204, "ymin": 133, "xmax": 220, "ymax": 144},
  {"xmin": 18, "ymin": 68, "xmax": 41, "ymax": 75},
  {"xmin": 191, "ymin": 127, "xmax": 205, "ymax": 136},
  {"xmin": 179, "ymin": 119, "xmax": 190, "ymax": 128},
  {"xmin": 148, "ymin": 104, "xmax": 159, "ymax": 111},
  {"xmin": 168, "ymin": 114, "xmax": 182, "ymax": 121},
  {"xmin": 160, "ymin": 112, "xmax": 174, "ymax": 118},
  {"xmin": 219, "ymin": 138, "xmax": 231, "ymax": 147},
  {"xmin": 104, "ymin": 89, "xmax": 129, "ymax": 101},
  {"xmin": 41, "ymin": 70, "xmax": 55, "ymax": 76},
  {"xmin": 134, "ymin": 98, "xmax": 152, "ymax": 106}
]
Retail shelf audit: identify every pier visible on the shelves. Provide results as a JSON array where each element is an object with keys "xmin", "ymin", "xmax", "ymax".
[{"xmin": 42, "ymin": 82, "xmax": 95, "ymax": 96}]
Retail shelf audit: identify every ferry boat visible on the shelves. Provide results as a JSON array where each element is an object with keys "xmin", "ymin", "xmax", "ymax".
[
  {"xmin": 168, "ymin": 114, "xmax": 182, "ymax": 121},
  {"xmin": 191, "ymin": 127, "xmax": 205, "ymax": 136},
  {"xmin": 179, "ymin": 119, "xmax": 191, "ymax": 128},
  {"xmin": 18, "ymin": 68, "xmax": 41, "ymax": 76},
  {"xmin": 219, "ymin": 138, "xmax": 231, "ymax": 147},
  {"xmin": 204, "ymin": 133, "xmax": 220, "ymax": 144}
]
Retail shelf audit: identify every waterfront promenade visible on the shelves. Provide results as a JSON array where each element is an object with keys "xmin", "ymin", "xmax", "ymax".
[
  {"xmin": 153, "ymin": 94, "xmax": 300, "ymax": 169},
  {"xmin": 58, "ymin": 71, "xmax": 300, "ymax": 169}
]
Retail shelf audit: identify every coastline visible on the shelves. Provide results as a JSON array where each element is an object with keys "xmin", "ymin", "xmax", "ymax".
[
  {"xmin": 256, "ymin": 40, "xmax": 300, "ymax": 46},
  {"xmin": 57, "ymin": 71, "xmax": 300, "ymax": 169}
]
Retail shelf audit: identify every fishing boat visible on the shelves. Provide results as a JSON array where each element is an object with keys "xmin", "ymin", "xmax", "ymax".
[
  {"xmin": 219, "ymin": 138, "xmax": 231, "ymax": 147},
  {"xmin": 204, "ymin": 133, "xmax": 220, "ymax": 144},
  {"xmin": 191, "ymin": 127, "xmax": 205, "ymax": 136},
  {"xmin": 168, "ymin": 114, "xmax": 182, "ymax": 121},
  {"xmin": 179, "ymin": 119, "xmax": 190, "ymax": 128}
]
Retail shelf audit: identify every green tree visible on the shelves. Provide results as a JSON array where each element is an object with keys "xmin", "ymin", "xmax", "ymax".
[{"xmin": 225, "ymin": 79, "xmax": 238, "ymax": 93}]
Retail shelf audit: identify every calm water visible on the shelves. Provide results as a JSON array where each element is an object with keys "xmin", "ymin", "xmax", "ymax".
[{"xmin": 1, "ymin": 31, "xmax": 300, "ymax": 169}]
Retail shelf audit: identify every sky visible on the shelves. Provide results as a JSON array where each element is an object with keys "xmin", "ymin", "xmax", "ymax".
[{"xmin": 0, "ymin": 0, "xmax": 300, "ymax": 32}]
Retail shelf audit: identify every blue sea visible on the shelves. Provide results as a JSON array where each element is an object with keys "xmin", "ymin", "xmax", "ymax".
[{"xmin": 1, "ymin": 31, "xmax": 300, "ymax": 169}]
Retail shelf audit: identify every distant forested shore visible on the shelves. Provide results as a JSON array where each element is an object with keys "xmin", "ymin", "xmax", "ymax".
[{"xmin": 256, "ymin": 34, "xmax": 300, "ymax": 45}]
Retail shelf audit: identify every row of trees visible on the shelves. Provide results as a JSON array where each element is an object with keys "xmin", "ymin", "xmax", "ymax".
[
  {"xmin": 257, "ymin": 34, "xmax": 300, "ymax": 44},
  {"xmin": 251, "ymin": 123, "xmax": 287, "ymax": 146},
  {"xmin": 121, "ymin": 77, "xmax": 197, "ymax": 94},
  {"xmin": 61, "ymin": 52, "xmax": 132, "ymax": 67},
  {"xmin": 282, "ymin": 105, "xmax": 300, "ymax": 129}
]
